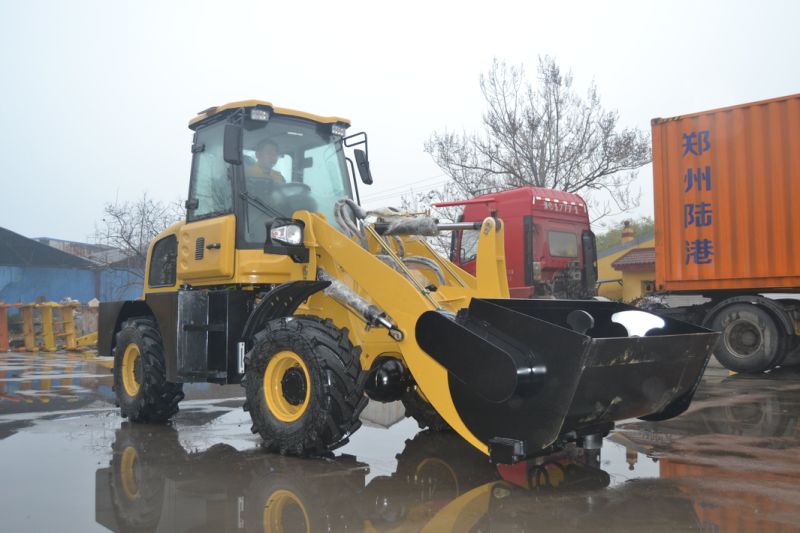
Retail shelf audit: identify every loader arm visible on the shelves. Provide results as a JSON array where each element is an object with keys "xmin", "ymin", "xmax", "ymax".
[
  {"xmin": 296, "ymin": 210, "xmax": 493, "ymax": 453},
  {"xmin": 294, "ymin": 210, "xmax": 718, "ymax": 462}
]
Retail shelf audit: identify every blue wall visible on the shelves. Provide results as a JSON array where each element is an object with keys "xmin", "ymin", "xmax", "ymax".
[
  {"xmin": 98, "ymin": 268, "xmax": 143, "ymax": 301},
  {"xmin": 0, "ymin": 266, "xmax": 143, "ymax": 303}
]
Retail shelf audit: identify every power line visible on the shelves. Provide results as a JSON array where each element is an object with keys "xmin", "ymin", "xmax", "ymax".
[
  {"xmin": 360, "ymin": 180, "xmax": 451, "ymax": 204},
  {"xmin": 360, "ymin": 173, "xmax": 449, "ymax": 200}
]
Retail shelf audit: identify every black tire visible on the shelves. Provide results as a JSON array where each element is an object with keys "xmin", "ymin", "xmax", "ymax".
[
  {"xmin": 401, "ymin": 386, "xmax": 451, "ymax": 432},
  {"xmin": 108, "ymin": 423, "xmax": 186, "ymax": 532},
  {"xmin": 113, "ymin": 317, "xmax": 184, "ymax": 423},
  {"xmin": 242, "ymin": 316, "xmax": 368, "ymax": 455},
  {"xmin": 710, "ymin": 304, "xmax": 786, "ymax": 373},
  {"xmin": 782, "ymin": 343, "xmax": 800, "ymax": 367},
  {"xmin": 393, "ymin": 431, "xmax": 495, "ymax": 497},
  {"xmin": 245, "ymin": 455, "xmax": 367, "ymax": 533}
]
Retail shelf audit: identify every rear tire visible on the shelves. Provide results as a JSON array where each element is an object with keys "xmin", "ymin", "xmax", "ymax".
[
  {"xmin": 113, "ymin": 317, "xmax": 184, "ymax": 422},
  {"xmin": 710, "ymin": 304, "xmax": 785, "ymax": 373},
  {"xmin": 242, "ymin": 316, "xmax": 368, "ymax": 455}
]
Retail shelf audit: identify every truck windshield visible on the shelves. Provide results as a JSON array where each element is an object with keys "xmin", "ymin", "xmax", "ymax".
[
  {"xmin": 548, "ymin": 230, "xmax": 579, "ymax": 258},
  {"xmin": 459, "ymin": 229, "xmax": 479, "ymax": 263},
  {"xmin": 241, "ymin": 116, "xmax": 353, "ymax": 244}
]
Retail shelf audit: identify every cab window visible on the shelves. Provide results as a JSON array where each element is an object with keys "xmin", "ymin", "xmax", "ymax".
[
  {"xmin": 187, "ymin": 121, "xmax": 234, "ymax": 221},
  {"xmin": 459, "ymin": 229, "xmax": 479, "ymax": 263},
  {"xmin": 240, "ymin": 117, "xmax": 352, "ymax": 244},
  {"xmin": 548, "ymin": 231, "xmax": 579, "ymax": 258},
  {"xmin": 148, "ymin": 235, "xmax": 177, "ymax": 287}
]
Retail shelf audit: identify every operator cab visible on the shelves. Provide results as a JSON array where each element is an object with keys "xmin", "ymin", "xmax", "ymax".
[{"xmin": 186, "ymin": 101, "xmax": 367, "ymax": 249}]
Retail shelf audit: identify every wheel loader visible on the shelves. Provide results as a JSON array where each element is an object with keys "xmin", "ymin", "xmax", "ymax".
[{"xmin": 98, "ymin": 100, "xmax": 719, "ymax": 463}]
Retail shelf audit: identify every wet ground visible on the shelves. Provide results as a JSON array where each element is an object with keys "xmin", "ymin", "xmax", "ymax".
[{"xmin": 0, "ymin": 351, "xmax": 798, "ymax": 532}]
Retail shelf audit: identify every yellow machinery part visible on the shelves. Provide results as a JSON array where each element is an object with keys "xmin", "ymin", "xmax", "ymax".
[
  {"xmin": 262, "ymin": 351, "xmax": 311, "ymax": 423},
  {"xmin": 122, "ymin": 343, "xmax": 142, "ymax": 397},
  {"xmin": 295, "ymin": 211, "xmax": 505, "ymax": 454}
]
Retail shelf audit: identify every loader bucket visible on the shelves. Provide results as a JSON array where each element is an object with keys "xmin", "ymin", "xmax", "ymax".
[{"xmin": 415, "ymin": 298, "xmax": 718, "ymax": 462}]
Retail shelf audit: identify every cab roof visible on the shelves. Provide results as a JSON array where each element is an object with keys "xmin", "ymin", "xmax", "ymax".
[
  {"xmin": 189, "ymin": 100, "xmax": 351, "ymax": 129},
  {"xmin": 434, "ymin": 187, "xmax": 587, "ymax": 210}
]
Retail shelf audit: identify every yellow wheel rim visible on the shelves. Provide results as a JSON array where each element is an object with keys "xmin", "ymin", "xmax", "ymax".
[
  {"xmin": 263, "ymin": 489, "xmax": 310, "ymax": 533},
  {"xmin": 263, "ymin": 351, "xmax": 311, "ymax": 423},
  {"xmin": 415, "ymin": 458, "xmax": 460, "ymax": 495},
  {"xmin": 122, "ymin": 343, "xmax": 141, "ymax": 397},
  {"xmin": 120, "ymin": 447, "xmax": 140, "ymax": 500}
]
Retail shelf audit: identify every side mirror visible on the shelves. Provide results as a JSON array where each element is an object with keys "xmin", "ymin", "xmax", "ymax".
[
  {"xmin": 354, "ymin": 149, "xmax": 373, "ymax": 185},
  {"xmin": 223, "ymin": 124, "xmax": 243, "ymax": 165}
]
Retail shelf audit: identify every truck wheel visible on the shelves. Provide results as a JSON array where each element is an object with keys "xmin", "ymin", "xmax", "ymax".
[
  {"xmin": 113, "ymin": 317, "xmax": 184, "ymax": 422},
  {"xmin": 402, "ymin": 387, "xmax": 451, "ymax": 432},
  {"xmin": 782, "ymin": 344, "xmax": 800, "ymax": 367},
  {"xmin": 710, "ymin": 304, "xmax": 785, "ymax": 373},
  {"xmin": 243, "ymin": 316, "xmax": 368, "ymax": 455}
]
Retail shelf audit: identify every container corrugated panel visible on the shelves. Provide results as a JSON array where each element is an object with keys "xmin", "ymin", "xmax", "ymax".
[
  {"xmin": 660, "ymin": 459, "xmax": 799, "ymax": 533},
  {"xmin": 652, "ymin": 93, "xmax": 800, "ymax": 292}
]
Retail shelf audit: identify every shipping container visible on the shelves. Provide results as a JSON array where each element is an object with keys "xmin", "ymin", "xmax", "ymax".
[
  {"xmin": 652, "ymin": 93, "xmax": 800, "ymax": 292},
  {"xmin": 649, "ymin": 94, "xmax": 800, "ymax": 373}
]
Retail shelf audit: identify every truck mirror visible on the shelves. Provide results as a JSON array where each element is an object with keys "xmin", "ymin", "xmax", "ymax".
[
  {"xmin": 223, "ymin": 124, "xmax": 243, "ymax": 165},
  {"xmin": 354, "ymin": 149, "xmax": 373, "ymax": 185}
]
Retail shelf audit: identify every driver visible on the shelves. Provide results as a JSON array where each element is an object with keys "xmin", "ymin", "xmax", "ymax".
[{"xmin": 246, "ymin": 139, "xmax": 286, "ymax": 184}]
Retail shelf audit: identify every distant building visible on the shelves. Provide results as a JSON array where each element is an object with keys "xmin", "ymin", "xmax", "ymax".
[
  {"xmin": 596, "ymin": 222, "xmax": 655, "ymax": 301},
  {"xmin": 33, "ymin": 237, "xmax": 113, "ymax": 260},
  {"xmin": 0, "ymin": 227, "xmax": 142, "ymax": 303},
  {"xmin": 611, "ymin": 247, "xmax": 656, "ymax": 302}
]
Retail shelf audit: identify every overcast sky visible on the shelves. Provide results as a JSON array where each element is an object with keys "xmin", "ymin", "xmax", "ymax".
[{"xmin": 1, "ymin": 0, "xmax": 798, "ymax": 241}]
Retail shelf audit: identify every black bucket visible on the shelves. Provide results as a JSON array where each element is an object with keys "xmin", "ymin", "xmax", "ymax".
[{"xmin": 415, "ymin": 298, "xmax": 718, "ymax": 462}]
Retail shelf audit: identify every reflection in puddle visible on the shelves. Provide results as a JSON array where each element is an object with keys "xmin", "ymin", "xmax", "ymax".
[
  {"xmin": 95, "ymin": 423, "xmax": 698, "ymax": 532},
  {"xmin": 0, "ymin": 358, "xmax": 798, "ymax": 532}
]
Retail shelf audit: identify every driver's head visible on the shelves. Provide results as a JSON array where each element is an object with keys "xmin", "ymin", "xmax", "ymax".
[{"xmin": 255, "ymin": 139, "xmax": 280, "ymax": 169}]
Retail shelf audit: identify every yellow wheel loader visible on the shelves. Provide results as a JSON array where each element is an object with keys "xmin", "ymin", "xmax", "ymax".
[{"xmin": 98, "ymin": 100, "xmax": 718, "ymax": 463}]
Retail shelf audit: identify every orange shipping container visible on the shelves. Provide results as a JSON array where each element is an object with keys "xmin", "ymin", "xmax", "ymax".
[{"xmin": 652, "ymin": 93, "xmax": 800, "ymax": 292}]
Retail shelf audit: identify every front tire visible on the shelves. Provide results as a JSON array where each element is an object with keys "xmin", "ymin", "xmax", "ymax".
[
  {"xmin": 243, "ymin": 316, "xmax": 368, "ymax": 455},
  {"xmin": 113, "ymin": 317, "xmax": 184, "ymax": 423}
]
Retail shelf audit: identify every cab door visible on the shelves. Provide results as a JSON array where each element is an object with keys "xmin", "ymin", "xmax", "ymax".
[{"xmin": 178, "ymin": 121, "xmax": 237, "ymax": 284}]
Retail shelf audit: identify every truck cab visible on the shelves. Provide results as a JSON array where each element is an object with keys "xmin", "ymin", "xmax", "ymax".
[{"xmin": 436, "ymin": 187, "xmax": 597, "ymax": 299}]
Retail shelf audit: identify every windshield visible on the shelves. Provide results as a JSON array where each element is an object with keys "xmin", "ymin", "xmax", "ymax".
[
  {"xmin": 548, "ymin": 230, "xmax": 579, "ymax": 258},
  {"xmin": 241, "ymin": 116, "xmax": 353, "ymax": 244}
]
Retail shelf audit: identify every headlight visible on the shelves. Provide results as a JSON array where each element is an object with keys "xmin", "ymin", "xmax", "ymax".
[
  {"xmin": 532, "ymin": 261, "xmax": 542, "ymax": 281},
  {"xmin": 270, "ymin": 224, "xmax": 303, "ymax": 246}
]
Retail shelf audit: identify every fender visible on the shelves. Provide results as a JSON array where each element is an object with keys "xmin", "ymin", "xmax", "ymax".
[
  {"xmin": 703, "ymin": 294, "xmax": 795, "ymax": 336},
  {"xmin": 98, "ymin": 300, "xmax": 153, "ymax": 358},
  {"xmin": 240, "ymin": 280, "xmax": 330, "ymax": 348}
]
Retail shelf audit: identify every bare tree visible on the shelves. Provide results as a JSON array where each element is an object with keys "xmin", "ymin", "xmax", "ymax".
[
  {"xmin": 92, "ymin": 192, "xmax": 185, "ymax": 284},
  {"xmin": 423, "ymin": 56, "xmax": 651, "ymax": 222}
]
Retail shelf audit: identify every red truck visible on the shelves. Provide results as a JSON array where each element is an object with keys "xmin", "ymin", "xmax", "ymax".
[{"xmin": 435, "ymin": 187, "xmax": 597, "ymax": 299}]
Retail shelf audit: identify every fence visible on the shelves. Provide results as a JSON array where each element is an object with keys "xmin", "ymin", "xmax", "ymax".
[{"xmin": 0, "ymin": 302, "xmax": 97, "ymax": 352}]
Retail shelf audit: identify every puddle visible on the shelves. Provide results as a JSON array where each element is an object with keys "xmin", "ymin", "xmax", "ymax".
[{"xmin": 0, "ymin": 353, "xmax": 798, "ymax": 532}]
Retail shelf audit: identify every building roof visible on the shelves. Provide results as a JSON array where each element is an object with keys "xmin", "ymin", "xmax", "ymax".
[
  {"xmin": 612, "ymin": 247, "xmax": 656, "ymax": 271},
  {"xmin": 598, "ymin": 230, "xmax": 655, "ymax": 259},
  {"xmin": 34, "ymin": 237, "xmax": 112, "ymax": 258},
  {"xmin": 0, "ymin": 227, "xmax": 95, "ymax": 269}
]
